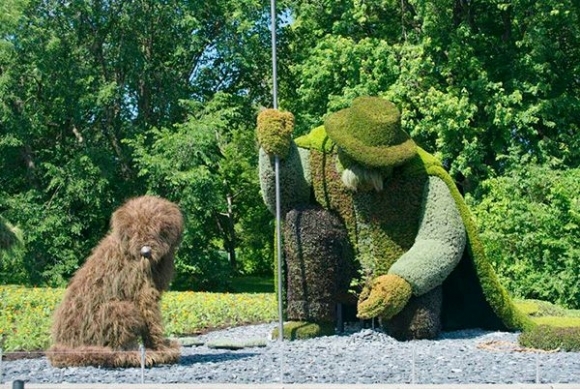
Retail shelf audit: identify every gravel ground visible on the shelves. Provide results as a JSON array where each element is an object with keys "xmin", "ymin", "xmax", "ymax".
[{"xmin": 2, "ymin": 323, "xmax": 580, "ymax": 385}]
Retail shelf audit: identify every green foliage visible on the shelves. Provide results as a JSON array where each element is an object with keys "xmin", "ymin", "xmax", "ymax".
[
  {"xmin": 513, "ymin": 299, "xmax": 580, "ymax": 351},
  {"xmin": 0, "ymin": 285, "xmax": 63, "ymax": 351},
  {"xmin": 161, "ymin": 290, "xmax": 277, "ymax": 337},
  {"xmin": 126, "ymin": 94, "xmax": 272, "ymax": 290},
  {"xmin": 0, "ymin": 216, "xmax": 27, "ymax": 285},
  {"xmin": 230, "ymin": 276, "xmax": 274, "ymax": 294},
  {"xmin": 0, "ymin": 285, "xmax": 277, "ymax": 352},
  {"xmin": 5, "ymin": 145, "xmax": 118, "ymax": 286},
  {"xmin": 469, "ymin": 165, "xmax": 580, "ymax": 309},
  {"xmin": 0, "ymin": 0, "xmax": 276, "ymax": 287},
  {"xmin": 0, "ymin": 216, "xmax": 20, "ymax": 250},
  {"xmin": 285, "ymin": 35, "xmax": 400, "ymax": 134},
  {"xmin": 531, "ymin": 317, "xmax": 580, "ymax": 328},
  {"xmin": 1, "ymin": 0, "xmax": 578, "ymax": 301},
  {"xmin": 283, "ymin": 0, "xmax": 580, "ymax": 188},
  {"xmin": 519, "ymin": 325, "xmax": 580, "ymax": 352},
  {"xmin": 515, "ymin": 299, "xmax": 580, "ymax": 318}
]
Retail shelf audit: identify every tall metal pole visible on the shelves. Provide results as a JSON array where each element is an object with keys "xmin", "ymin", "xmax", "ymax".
[
  {"xmin": 270, "ymin": 0, "xmax": 284, "ymax": 342},
  {"xmin": 271, "ymin": 0, "xmax": 278, "ymax": 111}
]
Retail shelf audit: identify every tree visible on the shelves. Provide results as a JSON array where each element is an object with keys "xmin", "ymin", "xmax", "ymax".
[
  {"xmin": 282, "ymin": 0, "xmax": 580, "ymax": 188},
  {"xmin": 468, "ymin": 163, "xmax": 580, "ymax": 308},
  {"xmin": 0, "ymin": 0, "xmax": 277, "ymax": 287},
  {"xmin": 127, "ymin": 94, "xmax": 272, "ymax": 290}
]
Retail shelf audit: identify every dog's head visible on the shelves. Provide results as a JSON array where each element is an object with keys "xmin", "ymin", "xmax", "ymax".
[{"xmin": 111, "ymin": 196, "xmax": 184, "ymax": 263}]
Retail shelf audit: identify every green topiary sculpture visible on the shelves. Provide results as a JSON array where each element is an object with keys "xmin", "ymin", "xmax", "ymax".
[{"xmin": 257, "ymin": 96, "xmax": 533, "ymax": 341}]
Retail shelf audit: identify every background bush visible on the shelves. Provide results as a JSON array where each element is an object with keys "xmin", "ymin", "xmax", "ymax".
[
  {"xmin": 0, "ymin": 216, "xmax": 27, "ymax": 285},
  {"xmin": 468, "ymin": 164, "xmax": 580, "ymax": 309}
]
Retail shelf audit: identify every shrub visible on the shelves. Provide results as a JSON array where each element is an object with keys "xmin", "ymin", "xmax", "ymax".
[
  {"xmin": 469, "ymin": 165, "xmax": 580, "ymax": 309},
  {"xmin": 519, "ymin": 325, "xmax": 580, "ymax": 352},
  {"xmin": 0, "ymin": 217, "xmax": 27, "ymax": 285},
  {"xmin": 515, "ymin": 299, "xmax": 580, "ymax": 318}
]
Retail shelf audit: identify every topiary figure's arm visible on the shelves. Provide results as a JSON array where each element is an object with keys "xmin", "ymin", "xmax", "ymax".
[
  {"xmin": 389, "ymin": 176, "xmax": 466, "ymax": 296},
  {"xmin": 257, "ymin": 109, "xmax": 312, "ymax": 214},
  {"xmin": 259, "ymin": 145, "xmax": 312, "ymax": 215}
]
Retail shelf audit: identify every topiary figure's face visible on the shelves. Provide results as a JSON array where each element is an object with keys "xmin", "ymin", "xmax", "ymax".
[
  {"xmin": 337, "ymin": 148, "xmax": 394, "ymax": 192},
  {"xmin": 111, "ymin": 196, "xmax": 184, "ymax": 264}
]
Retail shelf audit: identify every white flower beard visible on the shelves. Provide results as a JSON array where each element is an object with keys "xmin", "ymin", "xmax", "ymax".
[{"xmin": 341, "ymin": 164, "xmax": 384, "ymax": 192}]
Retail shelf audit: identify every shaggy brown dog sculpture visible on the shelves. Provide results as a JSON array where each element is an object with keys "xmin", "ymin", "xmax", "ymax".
[{"xmin": 48, "ymin": 195, "xmax": 184, "ymax": 367}]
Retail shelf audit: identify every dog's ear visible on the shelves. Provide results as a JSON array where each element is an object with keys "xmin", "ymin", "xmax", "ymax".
[{"xmin": 110, "ymin": 206, "xmax": 132, "ymax": 240}]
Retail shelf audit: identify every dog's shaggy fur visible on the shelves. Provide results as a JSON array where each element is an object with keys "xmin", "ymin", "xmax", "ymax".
[{"xmin": 47, "ymin": 195, "xmax": 184, "ymax": 368}]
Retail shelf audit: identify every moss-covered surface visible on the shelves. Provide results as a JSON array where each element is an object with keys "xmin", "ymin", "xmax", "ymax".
[
  {"xmin": 324, "ymin": 96, "xmax": 417, "ymax": 168},
  {"xmin": 206, "ymin": 338, "xmax": 267, "ymax": 350},
  {"xmin": 357, "ymin": 274, "xmax": 412, "ymax": 320},
  {"xmin": 310, "ymin": 147, "xmax": 427, "ymax": 279},
  {"xmin": 383, "ymin": 286, "xmax": 442, "ymax": 341},
  {"xmin": 258, "ymin": 145, "xmax": 311, "ymax": 215},
  {"xmin": 295, "ymin": 125, "xmax": 335, "ymax": 152},
  {"xmin": 272, "ymin": 321, "xmax": 335, "ymax": 341},
  {"xmin": 389, "ymin": 176, "xmax": 466, "ymax": 296},
  {"xmin": 269, "ymin": 105, "xmax": 567, "ymax": 343},
  {"xmin": 298, "ymin": 124, "xmax": 533, "ymax": 335},
  {"xmin": 257, "ymin": 109, "xmax": 295, "ymax": 158},
  {"xmin": 415, "ymin": 148, "xmax": 534, "ymax": 333}
]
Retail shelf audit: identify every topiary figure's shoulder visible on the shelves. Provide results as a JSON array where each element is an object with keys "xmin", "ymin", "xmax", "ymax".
[{"xmin": 295, "ymin": 126, "xmax": 335, "ymax": 153}]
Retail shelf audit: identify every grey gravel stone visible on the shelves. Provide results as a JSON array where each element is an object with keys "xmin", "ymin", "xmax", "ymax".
[{"xmin": 1, "ymin": 323, "xmax": 580, "ymax": 385}]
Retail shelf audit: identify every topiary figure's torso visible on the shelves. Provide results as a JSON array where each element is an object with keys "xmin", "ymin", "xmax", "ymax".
[{"xmin": 310, "ymin": 147, "xmax": 427, "ymax": 277}]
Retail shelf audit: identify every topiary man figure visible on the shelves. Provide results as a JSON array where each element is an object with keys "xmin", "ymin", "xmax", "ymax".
[{"xmin": 257, "ymin": 96, "xmax": 531, "ymax": 340}]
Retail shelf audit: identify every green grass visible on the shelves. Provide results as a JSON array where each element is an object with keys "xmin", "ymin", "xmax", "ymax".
[
  {"xmin": 0, "ymin": 284, "xmax": 277, "ymax": 352},
  {"xmin": 514, "ymin": 298, "xmax": 580, "ymax": 318}
]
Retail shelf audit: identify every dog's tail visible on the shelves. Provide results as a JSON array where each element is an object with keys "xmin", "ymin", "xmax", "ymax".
[{"xmin": 47, "ymin": 342, "xmax": 181, "ymax": 368}]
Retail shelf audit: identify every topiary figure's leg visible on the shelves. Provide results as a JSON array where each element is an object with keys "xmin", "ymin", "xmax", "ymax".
[
  {"xmin": 282, "ymin": 205, "xmax": 356, "ymax": 338},
  {"xmin": 381, "ymin": 285, "xmax": 442, "ymax": 340}
]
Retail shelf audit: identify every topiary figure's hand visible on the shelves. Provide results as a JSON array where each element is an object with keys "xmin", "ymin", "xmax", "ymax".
[
  {"xmin": 257, "ymin": 108, "xmax": 294, "ymax": 158},
  {"xmin": 357, "ymin": 274, "xmax": 412, "ymax": 320}
]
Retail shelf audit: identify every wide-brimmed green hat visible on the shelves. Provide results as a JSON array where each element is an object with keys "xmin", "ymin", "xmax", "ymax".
[{"xmin": 325, "ymin": 96, "xmax": 417, "ymax": 168}]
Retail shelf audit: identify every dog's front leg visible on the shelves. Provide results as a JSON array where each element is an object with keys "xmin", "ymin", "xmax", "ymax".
[{"xmin": 137, "ymin": 286, "xmax": 166, "ymax": 349}]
